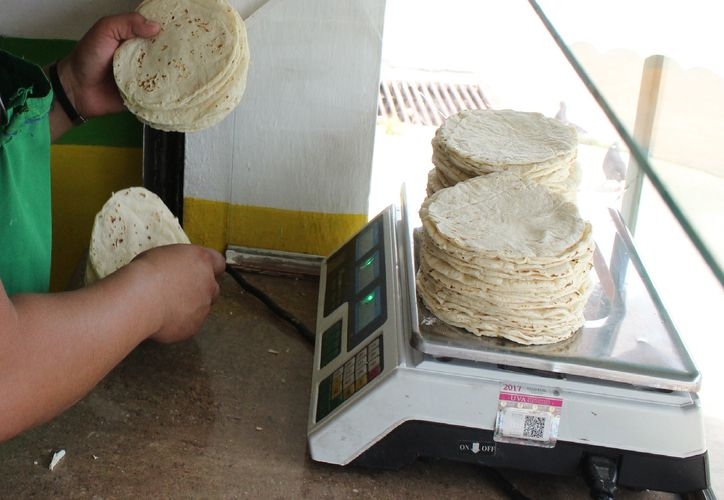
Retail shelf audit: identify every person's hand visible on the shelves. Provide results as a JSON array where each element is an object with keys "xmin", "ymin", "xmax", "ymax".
[
  {"xmin": 56, "ymin": 13, "xmax": 160, "ymax": 119},
  {"xmin": 130, "ymin": 244, "xmax": 226, "ymax": 344},
  {"xmin": 0, "ymin": 244, "xmax": 224, "ymax": 442}
]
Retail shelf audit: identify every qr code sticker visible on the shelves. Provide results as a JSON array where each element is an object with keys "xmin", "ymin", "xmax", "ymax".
[{"xmin": 523, "ymin": 415, "xmax": 546, "ymax": 439}]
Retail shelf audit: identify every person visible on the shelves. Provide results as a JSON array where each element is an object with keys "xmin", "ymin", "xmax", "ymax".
[{"xmin": 0, "ymin": 13, "xmax": 226, "ymax": 443}]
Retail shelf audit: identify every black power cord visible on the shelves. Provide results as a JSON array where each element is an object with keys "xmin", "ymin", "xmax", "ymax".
[
  {"xmin": 584, "ymin": 455, "xmax": 618, "ymax": 500},
  {"xmin": 225, "ymin": 264, "xmax": 316, "ymax": 345},
  {"xmin": 487, "ymin": 468, "xmax": 535, "ymax": 500}
]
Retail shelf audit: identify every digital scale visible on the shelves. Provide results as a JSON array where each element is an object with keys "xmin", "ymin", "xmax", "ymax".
[{"xmin": 306, "ymin": 197, "xmax": 710, "ymax": 496}]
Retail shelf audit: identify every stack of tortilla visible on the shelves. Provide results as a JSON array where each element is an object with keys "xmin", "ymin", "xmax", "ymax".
[
  {"xmin": 416, "ymin": 172, "xmax": 594, "ymax": 345},
  {"xmin": 113, "ymin": 0, "xmax": 250, "ymax": 132},
  {"xmin": 428, "ymin": 109, "xmax": 580, "ymax": 202},
  {"xmin": 85, "ymin": 187, "xmax": 190, "ymax": 284}
]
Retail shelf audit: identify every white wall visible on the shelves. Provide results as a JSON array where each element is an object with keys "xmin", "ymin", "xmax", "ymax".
[
  {"xmin": 0, "ymin": 1, "xmax": 139, "ymax": 39},
  {"xmin": 186, "ymin": 0, "xmax": 385, "ymax": 215},
  {"xmin": 0, "ymin": 0, "xmax": 266, "ymax": 40}
]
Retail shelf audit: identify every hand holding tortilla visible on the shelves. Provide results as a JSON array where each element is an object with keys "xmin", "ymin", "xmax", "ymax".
[
  {"xmin": 48, "ymin": 13, "xmax": 162, "ymax": 140},
  {"xmin": 85, "ymin": 186, "xmax": 224, "ymax": 343},
  {"xmin": 85, "ymin": 187, "xmax": 191, "ymax": 284},
  {"xmin": 113, "ymin": 0, "xmax": 250, "ymax": 132}
]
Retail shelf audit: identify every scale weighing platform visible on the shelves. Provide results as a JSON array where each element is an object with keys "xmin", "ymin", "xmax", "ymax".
[{"xmin": 306, "ymin": 200, "xmax": 710, "ymax": 496}]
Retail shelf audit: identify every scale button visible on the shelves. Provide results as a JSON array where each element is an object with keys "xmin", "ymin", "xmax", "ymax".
[
  {"xmin": 320, "ymin": 321, "xmax": 343, "ymax": 368},
  {"xmin": 316, "ymin": 376, "xmax": 332, "ymax": 421},
  {"xmin": 368, "ymin": 338, "xmax": 380, "ymax": 356},
  {"xmin": 367, "ymin": 335, "xmax": 383, "ymax": 380},
  {"xmin": 343, "ymin": 358, "xmax": 355, "ymax": 375},
  {"xmin": 355, "ymin": 365, "xmax": 367, "ymax": 379},
  {"xmin": 369, "ymin": 344, "xmax": 380, "ymax": 363},
  {"xmin": 355, "ymin": 351, "xmax": 368, "ymax": 389},
  {"xmin": 355, "ymin": 349, "xmax": 368, "ymax": 368},
  {"xmin": 343, "ymin": 380, "xmax": 356, "ymax": 399},
  {"xmin": 368, "ymin": 354, "xmax": 379, "ymax": 372},
  {"xmin": 343, "ymin": 359, "xmax": 356, "ymax": 399},
  {"xmin": 355, "ymin": 373, "xmax": 368, "ymax": 390},
  {"xmin": 331, "ymin": 368, "xmax": 344, "ymax": 400}
]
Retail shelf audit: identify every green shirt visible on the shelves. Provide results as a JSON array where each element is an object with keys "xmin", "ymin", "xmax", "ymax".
[{"xmin": 0, "ymin": 50, "xmax": 53, "ymax": 295}]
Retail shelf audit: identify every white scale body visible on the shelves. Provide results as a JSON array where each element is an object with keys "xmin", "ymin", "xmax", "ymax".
[{"xmin": 307, "ymin": 203, "xmax": 709, "ymax": 494}]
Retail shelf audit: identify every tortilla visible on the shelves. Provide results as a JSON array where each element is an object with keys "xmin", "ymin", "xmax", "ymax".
[
  {"xmin": 113, "ymin": 0, "xmax": 249, "ymax": 132},
  {"xmin": 421, "ymin": 172, "xmax": 588, "ymax": 259},
  {"xmin": 428, "ymin": 109, "xmax": 580, "ymax": 202},
  {"xmin": 416, "ymin": 172, "xmax": 594, "ymax": 345},
  {"xmin": 85, "ymin": 187, "xmax": 190, "ymax": 284},
  {"xmin": 437, "ymin": 109, "xmax": 577, "ymax": 166}
]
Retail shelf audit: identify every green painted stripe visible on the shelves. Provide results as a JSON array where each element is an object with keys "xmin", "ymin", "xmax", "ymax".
[
  {"xmin": 0, "ymin": 37, "xmax": 74, "ymax": 64},
  {"xmin": 58, "ymin": 111, "xmax": 144, "ymax": 148},
  {"xmin": 0, "ymin": 37, "xmax": 143, "ymax": 148}
]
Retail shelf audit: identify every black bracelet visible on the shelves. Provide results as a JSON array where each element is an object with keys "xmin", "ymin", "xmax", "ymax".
[{"xmin": 49, "ymin": 61, "xmax": 86, "ymax": 125}]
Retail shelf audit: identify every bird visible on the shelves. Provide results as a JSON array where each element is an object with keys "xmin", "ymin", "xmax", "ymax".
[
  {"xmin": 555, "ymin": 101, "xmax": 568, "ymax": 123},
  {"xmin": 602, "ymin": 142, "xmax": 627, "ymax": 182},
  {"xmin": 554, "ymin": 100, "xmax": 587, "ymax": 135}
]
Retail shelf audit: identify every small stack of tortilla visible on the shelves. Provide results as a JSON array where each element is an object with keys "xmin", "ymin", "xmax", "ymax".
[
  {"xmin": 85, "ymin": 187, "xmax": 190, "ymax": 284},
  {"xmin": 428, "ymin": 109, "xmax": 579, "ymax": 202},
  {"xmin": 416, "ymin": 172, "xmax": 594, "ymax": 345},
  {"xmin": 113, "ymin": 0, "xmax": 250, "ymax": 132}
]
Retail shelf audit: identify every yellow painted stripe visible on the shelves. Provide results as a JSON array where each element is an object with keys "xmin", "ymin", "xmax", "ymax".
[
  {"xmin": 183, "ymin": 198, "xmax": 229, "ymax": 252},
  {"xmin": 50, "ymin": 144, "xmax": 142, "ymax": 290},
  {"xmin": 184, "ymin": 197, "xmax": 368, "ymax": 256}
]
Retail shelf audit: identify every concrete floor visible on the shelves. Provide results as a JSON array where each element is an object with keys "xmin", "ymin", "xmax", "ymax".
[{"xmin": 0, "ymin": 271, "xmax": 703, "ymax": 499}]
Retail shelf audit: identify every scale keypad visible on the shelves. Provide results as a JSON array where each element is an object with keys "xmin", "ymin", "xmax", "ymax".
[
  {"xmin": 316, "ymin": 335, "xmax": 384, "ymax": 422},
  {"xmin": 320, "ymin": 320, "xmax": 343, "ymax": 369}
]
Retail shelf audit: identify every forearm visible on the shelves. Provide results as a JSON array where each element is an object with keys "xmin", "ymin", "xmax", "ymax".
[
  {"xmin": 45, "ymin": 59, "xmax": 82, "ymax": 141},
  {"xmin": 0, "ymin": 261, "xmax": 163, "ymax": 442}
]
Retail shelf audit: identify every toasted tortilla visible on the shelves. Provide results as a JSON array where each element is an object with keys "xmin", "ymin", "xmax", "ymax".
[
  {"xmin": 416, "ymin": 172, "xmax": 593, "ymax": 345},
  {"xmin": 113, "ymin": 0, "xmax": 249, "ymax": 132},
  {"xmin": 85, "ymin": 187, "xmax": 190, "ymax": 284},
  {"xmin": 428, "ymin": 109, "xmax": 580, "ymax": 202}
]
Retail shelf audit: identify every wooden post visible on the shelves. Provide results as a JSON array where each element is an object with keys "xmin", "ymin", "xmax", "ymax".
[{"xmin": 621, "ymin": 55, "xmax": 666, "ymax": 234}]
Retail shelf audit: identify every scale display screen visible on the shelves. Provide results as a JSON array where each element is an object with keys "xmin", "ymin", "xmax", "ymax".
[
  {"xmin": 355, "ymin": 251, "xmax": 380, "ymax": 293},
  {"xmin": 323, "ymin": 250, "xmax": 348, "ymax": 317},
  {"xmin": 322, "ymin": 212, "xmax": 388, "ymax": 351},
  {"xmin": 356, "ymin": 223, "xmax": 379, "ymax": 258},
  {"xmin": 353, "ymin": 286, "xmax": 382, "ymax": 338}
]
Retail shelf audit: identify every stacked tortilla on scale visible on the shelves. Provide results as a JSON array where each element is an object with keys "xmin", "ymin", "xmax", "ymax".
[
  {"xmin": 113, "ymin": 0, "xmax": 250, "ymax": 132},
  {"xmin": 428, "ymin": 109, "xmax": 580, "ymax": 203},
  {"xmin": 417, "ymin": 172, "xmax": 594, "ymax": 345}
]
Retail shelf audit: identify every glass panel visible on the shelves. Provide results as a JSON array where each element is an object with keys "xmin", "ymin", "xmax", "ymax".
[
  {"xmin": 531, "ymin": 0, "xmax": 724, "ymax": 285},
  {"xmin": 374, "ymin": 1, "xmax": 723, "ymax": 492}
]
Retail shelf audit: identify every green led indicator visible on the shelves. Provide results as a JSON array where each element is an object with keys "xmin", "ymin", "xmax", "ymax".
[
  {"xmin": 362, "ymin": 292, "xmax": 376, "ymax": 303},
  {"xmin": 362, "ymin": 256, "xmax": 375, "ymax": 268}
]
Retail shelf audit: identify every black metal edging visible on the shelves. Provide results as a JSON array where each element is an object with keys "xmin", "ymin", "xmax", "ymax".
[{"xmin": 142, "ymin": 125, "xmax": 185, "ymax": 223}]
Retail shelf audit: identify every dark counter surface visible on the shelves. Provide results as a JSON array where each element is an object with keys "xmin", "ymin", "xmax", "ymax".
[{"xmin": 0, "ymin": 273, "xmax": 686, "ymax": 499}]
